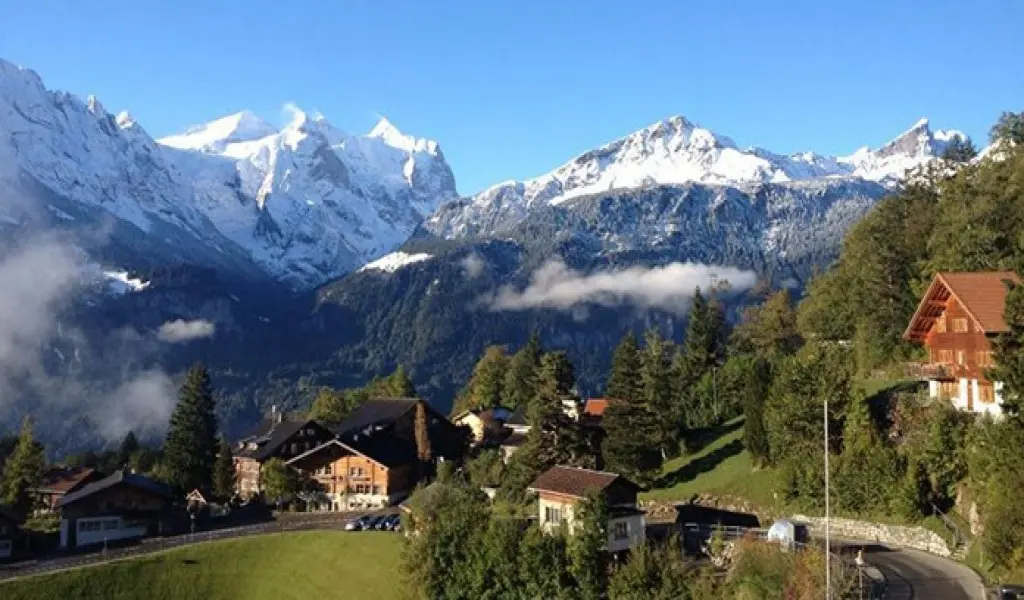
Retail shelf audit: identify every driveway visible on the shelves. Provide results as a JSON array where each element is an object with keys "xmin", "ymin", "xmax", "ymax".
[{"xmin": 832, "ymin": 540, "xmax": 985, "ymax": 600}]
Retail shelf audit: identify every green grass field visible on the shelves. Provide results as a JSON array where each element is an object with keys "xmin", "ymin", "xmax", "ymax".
[
  {"xmin": 641, "ymin": 417, "xmax": 781, "ymax": 511},
  {"xmin": 1, "ymin": 531, "xmax": 407, "ymax": 600}
]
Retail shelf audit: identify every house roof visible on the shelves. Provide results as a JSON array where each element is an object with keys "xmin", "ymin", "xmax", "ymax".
[
  {"xmin": 35, "ymin": 466, "xmax": 96, "ymax": 494},
  {"xmin": 236, "ymin": 419, "xmax": 328, "ymax": 461},
  {"xmin": 58, "ymin": 470, "xmax": 174, "ymax": 508},
  {"xmin": 453, "ymin": 406, "xmax": 514, "ymax": 424},
  {"xmin": 500, "ymin": 431, "xmax": 528, "ymax": 448},
  {"xmin": 333, "ymin": 398, "xmax": 421, "ymax": 436},
  {"xmin": 506, "ymin": 407, "xmax": 528, "ymax": 427},
  {"xmin": 904, "ymin": 271, "xmax": 1021, "ymax": 341},
  {"xmin": 582, "ymin": 398, "xmax": 609, "ymax": 417},
  {"xmin": 528, "ymin": 466, "xmax": 638, "ymax": 499}
]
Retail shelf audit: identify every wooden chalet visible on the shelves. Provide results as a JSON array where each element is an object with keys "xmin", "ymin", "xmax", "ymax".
[
  {"xmin": 528, "ymin": 466, "xmax": 646, "ymax": 553},
  {"xmin": 31, "ymin": 466, "xmax": 100, "ymax": 513},
  {"xmin": 287, "ymin": 398, "xmax": 465, "ymax": 510},
  {"xmin": 904, "ymin": 271, "xmax": 1020, "ymax": 416},
  {"xmin": 57, "ymin": 470, "xmax": 177, "ymax": 549},
  {"xmin": 232, "ymin": 407, "xmax": 335, "ymax": 498}
]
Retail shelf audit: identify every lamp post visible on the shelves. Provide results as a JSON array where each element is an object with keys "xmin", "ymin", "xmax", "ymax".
[{"xmin": 824, "ymin": 395, "xmax": 831, "ymax": 600}]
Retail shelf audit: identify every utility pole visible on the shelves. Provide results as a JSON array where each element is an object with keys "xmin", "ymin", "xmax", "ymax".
[{"xmin": 825, "ymin": 395, "xmax": 831, "ymax": 600}]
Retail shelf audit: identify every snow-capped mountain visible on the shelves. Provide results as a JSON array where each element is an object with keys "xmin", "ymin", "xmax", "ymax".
[
  {"xmin": 0, "ymin": 58, "xmax": 456, "ymax": 288},
  {"xmin": 424, "ymin": 115, "xmax": 964, "ymax": 240}
]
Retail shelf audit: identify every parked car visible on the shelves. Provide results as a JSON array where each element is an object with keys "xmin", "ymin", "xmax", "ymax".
[
  {"xmin": 376, "ymin": 514, "xmax": 395, "ymax": 530},
  {"xmin": 388, "ymin": 515, "xmax": 403, "ymax": 531},
  {"xmin": 344, "ymin": 515, "xmax": 367, "ymax": 531},
  {"xmin": 990, "ymin": 585, "xmax": 1024, "ymax": 600},
  {"xmin": 366, "ymin": 515, "xmax": 385, "ymax": 530}
]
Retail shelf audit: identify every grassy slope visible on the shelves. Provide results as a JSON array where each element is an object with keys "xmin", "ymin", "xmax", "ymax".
[
  {"xmin": 1, "ymin": 531, "xmax": 407, "ymax": 600},
  {"xmin": 641, "ymin": 417, "xmax": 781, "ymax": 511}
]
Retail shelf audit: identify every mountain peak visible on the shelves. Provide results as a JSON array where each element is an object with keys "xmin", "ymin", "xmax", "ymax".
[
  {"xmin": 159, "ymin": 110, "xmax": 278, "ymax": 151},
  {"xmin": 368, "ymin": 117, "xmax": 438, "ymax": 154}
]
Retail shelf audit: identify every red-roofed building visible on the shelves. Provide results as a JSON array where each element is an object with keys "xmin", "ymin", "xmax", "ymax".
[
  {"xmin": 32, "ymin": 467, "xmax": 100, "ymax": 513},
  {"xmin": 904, "ymin": 271, "xmax": 1020, "ymax": 416},
  {"xmin": 582, "ymin": 398, "xmax": 609, "ymax": 419}
]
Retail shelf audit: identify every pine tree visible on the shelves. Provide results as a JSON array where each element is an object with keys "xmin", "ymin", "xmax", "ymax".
[
  {"xmin": 641, "ymin": 329, "xmax": 674, "ymax": 448},
  {"xmin": 675, "ymin": 289, "xmax": 729, "ymax": 431},
  {"xmin": 606, "ymin": 332, "xmax": 642, "ymax": 401},
  {"xmin": 568, "ymin": 490, "xmax": 609, "ymax": 598},
  {"xmin": 0, "ymin": 417, "xmax": 46, "ymax": 515},
  {"xmin": 941, "ymin": 136, "xmax": 979, "ymax": 163},
  {"xmin": 990, "ymin": 281, "xmax": 1024, "ymax": 416},
  {"xmin": 388, "ymin": 365, "xmax": 417, "ymax": 397},
  {"xmin": 602, "ymin": 395, "xmax": 663, "ymax": 487},
  {"xmin": 462, "ymin": 346, "xmax": 508, "ymax": 410},
  {"xmin": 731, "ymin": 289, "xmax": 802, "ymax": 359},
  {"xmin": 213, "ymin": 435, "xmax": 236, "ymax": 501},
  {"xmin": 116, "ymin": 431, "xmax": 140, "ymax": 469},
  {"xmin": 527, "ymin": 352, "xmax": 593, "ymax": 470},
  {"xmin": 502, "ymin": 332, "xmax": 543, "ymax": 409},
  {"xmin": 414, "ymin": 401, "xmax": 433, "ymax": 481},
  {"xmin": 162, "ymin": 363, "xmax": 219, "ymax": 494},
  {"xmin": 742, "ymin": 358, "xmax": 772, "ymax": 467},
  {"xmin": 990, "ymin": 111, "xmax": 1024, "ymax": 145}
]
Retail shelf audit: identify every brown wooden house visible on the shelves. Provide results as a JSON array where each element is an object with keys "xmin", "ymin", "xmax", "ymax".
[
  {"xmin": 528, "ymin": 466, "xmax": 646, "ymax": 553},
  {"xmin": 232, "ymin": 410, "xmax": 335, "ymax": 498},
  {"xmin": 57, "ymin": 470, "xmax": 177, "ymax": 549},
  {"xmin": 904, "ymin": 271, "xmax": 1020, "ymax": 416},
  {"xmin": 32, "ymin": 466, "xmax": 100, "ymax": 513}
]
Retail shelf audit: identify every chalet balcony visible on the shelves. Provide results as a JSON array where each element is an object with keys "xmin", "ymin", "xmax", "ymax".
[{"xmin": 904, "ymin": 362, "xmax": 955, "ymax": 381}]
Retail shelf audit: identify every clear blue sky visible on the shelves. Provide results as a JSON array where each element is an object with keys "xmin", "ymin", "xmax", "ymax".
[{"xmin": 2, "ymin": 0, "xmax": 1021, "ymax": 195}]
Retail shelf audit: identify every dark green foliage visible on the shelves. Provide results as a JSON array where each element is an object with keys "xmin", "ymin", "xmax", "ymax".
[
  {"xmin": 568, "ymin": 490, "xmax": 609, "ymax": 599},
  {"xmin": 116, "ymin": 431, "xmax": 140, "ymax": 469},
  {"xmin": 464, "ymin": 447, "xmax": 505, "ymax": 488},
  {"xmin": 259, "ymin": 457, "xmax": 298, "ymax": 508},
  {"xmin": 457, "ymin": 346, "xmax": 509, "ymax": 413},
  {"xmin": 835, "ymin": 395, "xmax": 900, "ymax": 514},
  {"xmin": 606, "ymin": 333, "xmax": 642, "ymax": 402},
  {"xmin": 989, "ymin": 282, "xmax": 1024, "ymax": 416},
  {"xmin": 640, "ymin": 330, "xmax": 675, "ymax": 450},
  {"xmin": 730, "ymin": 289, "xmax": 802, "ymax": 360},
  {"xmin": 675, "ymin": 290, "xmax": 729, "ymax": 433},
  {"xmin": 502, "ymin": 332, "xmax": 543, "ymax": 410},
  {"xmin": 740, "ymin": 357, "xmax": 772, "ymax": 466},
  {"xmin": 607, "ymin": 540, "xmax": 692, "ymax": 600},
  {"xmin": 942, "ymin": 136, "xmax": 979, "ymax": 163},
  {"xmin": 162, "ymin": 363, "xmax": 219, "ymax": 494},
  {"xmin": 212, "ymin": 436, "xmax": 235, "ymax": 501},
  {"xmin": 0, "ymin": 417, "xmax": 46, "ymax": 515},
  {"xmin": 529, "ymin": 352, "xmax": 594, "ymax": 470},
  {"xmin": 967, "ymin": 418, "xmax": 1024, "ymax": 571},
  {"xmin": 764, "ymin": 345, "xmax": 853, "ymax": 506},
  {"xmin": 991, "ymin": 111, "xmax": 1024, "ymax": 145},
  {"xmin": 307, "ymin": 388, "xmax": 361, "ymax": 426}
]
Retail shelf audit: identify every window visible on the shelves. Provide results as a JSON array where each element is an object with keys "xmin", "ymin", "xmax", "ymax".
[
  {"xmin": 938, "ymin": 349, "xmax": 954, "ymax": 364},
  {"xmin": 978, "ymin": 384, "xmax": 996, "ymax": 404},
  {"xmin": 977, "ymin": 351, "xmax": 995, "ymax": 367},
  {"xmin": 953, "ymin": 318, "xmax": 969, "ymax": 333},
  {"xmin": 938, "ymin": 381, "xmax": 959, "ymax": 399},
  {"xmin": 612, "ymin": 522, "xmax": 628, "ymax": 541},
  {"xmin": 372, "ymin": 485, "xmax": 381, "ymax": 495},
  {"xmin": 544, "ymin": 505, "xmax": 563, "ymax": 525},
  {"xmin": 956, "ymin": 350, "xmax": 966, "ymax": 366},
  {"xmin": 935, "ymin": 317, "xmax": 946, "ymax": 333},
  {"xmin": 324, "ymin": 464, "xmax": 332, "ymax": 475}
]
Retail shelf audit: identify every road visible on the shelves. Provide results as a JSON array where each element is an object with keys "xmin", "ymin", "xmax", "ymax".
[{"xmin": 832, "ymin": 539, "xmax": 985, "ymax": 600}]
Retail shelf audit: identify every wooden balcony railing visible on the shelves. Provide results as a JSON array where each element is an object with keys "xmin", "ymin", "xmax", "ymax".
[{"xmin": 904, "ymin": 362, "xmax": 955, "ymax": 380}]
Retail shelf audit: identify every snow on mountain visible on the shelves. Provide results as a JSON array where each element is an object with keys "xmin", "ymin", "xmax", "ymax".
[
  {"xmin": 358, "ymin": 251, "xmax": 433, "ymax": 273},
  {"xmin": 0, "ymin": 58, "xmax": 457, "ymax": 288},
  {"xmin": 424, "ymin": 114, "xmax": 966, "ymax": 240}
]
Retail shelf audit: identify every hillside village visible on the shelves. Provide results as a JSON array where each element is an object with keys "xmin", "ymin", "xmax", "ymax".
[{"xmin": 2, "ymin": 114, "xmax": 1024, "ymax": 599}]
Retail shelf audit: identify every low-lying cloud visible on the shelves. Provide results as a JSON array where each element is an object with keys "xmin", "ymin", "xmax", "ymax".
[
  {"xmin": 460, "ymin": 253, "xmax": 486, "ymax": 279},
  {"xmin": 486, "ymin": 259, "xmax": 757, "ymax": 313},
  {"xmin": 157, "ymin": 319, "xmax": 216, "ymax": 343}
]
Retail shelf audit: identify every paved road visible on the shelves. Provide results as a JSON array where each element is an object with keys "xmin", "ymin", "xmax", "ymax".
[{"xmin": 832, "ymin": 540, "xmax": 985, "ymax": 600}]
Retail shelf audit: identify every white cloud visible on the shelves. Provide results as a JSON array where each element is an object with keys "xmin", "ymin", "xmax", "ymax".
[
  {"xmin": 157, "ymin": 319, "xmax": 216, "ymax": 343},
  {"xmin": 460, "ymin": 253, "xmax": 486, "ymax": 279},
  {"xmin": 487, "ymin": 259, "xmax": 757, "ymax": 313}
]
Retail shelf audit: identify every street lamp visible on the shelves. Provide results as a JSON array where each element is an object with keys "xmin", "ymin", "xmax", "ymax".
[{"xmin": 824, "ymin": 395, "xmax": 832, "ymax": 600}]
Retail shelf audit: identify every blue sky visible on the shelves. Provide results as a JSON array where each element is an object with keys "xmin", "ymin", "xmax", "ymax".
[{"xmin": 2, "ymin": 0, "xmax": 1022, "ymax": 195}]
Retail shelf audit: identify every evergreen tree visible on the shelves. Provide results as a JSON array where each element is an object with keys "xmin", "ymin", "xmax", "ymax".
[
  {"xmin": 991, "ymin": 111, "xmax": 1024, "ymax": 145},
  {"xmin": 731, "ymin": 289, "xmax": 802, "ymax": 359},
  {"xmin": 162, "ymin": 363, "xmax": 219, "ymax": 494},
  {"xmin": 462, "ymin": 346, "xmax": 508, "ymax": 411},
  {"xmin": 989, "ymin": 281, "xmax": 1024, "ymax": 416},
  {"xmin": 606, "ymin": 333, "xmax": 642, "ymax": 401},
  {"xmin": 116, "ymin": 431, "xmax": 140, "ymax": 469},
  {"xmin": 414, "ymin": 401, "xmax": 433, "ymax": 480},
  {"xmin": 213, "ymin": 435, "xmax": 236, "ymax": 501},
  {"xmin": 676, "ymin": 289, "xmax": 728, "ymax": 394},
  {"xmin": 502, "ymin": 332, "xmax": 543, "ymax": 409},
  {"xmin": 641, "ymin": 330, "xmax": 675, "ymax": 449},
  {"xmin": 941, "ymin": 136, "xmax": 979, "ymax": 163},
  {"xmin": 835, "ymin": 395, "xmax": 899, "ymax": 513},
  {"xmin": 387, "ymin": 364, "xmax": 417, "ymax": 397},
  {"xmin": 308, "ymin": 388, "xmax": 360, "ymax": 425},
  {"xmin": 569, "ymin": 490, "xmax": 609, "ymax": 599},
  {"xmin": 0, "ymin": 417, "xmax": 46, "ymax": 515},
  {"xmin": 742, "ymin": 357, "xmax": 772, "ymax": 467}
]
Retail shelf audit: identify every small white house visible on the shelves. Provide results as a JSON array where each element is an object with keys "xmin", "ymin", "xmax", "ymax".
[{"xmin": 528, "ymin": 465, "xmax": 646, "ymax": 553}]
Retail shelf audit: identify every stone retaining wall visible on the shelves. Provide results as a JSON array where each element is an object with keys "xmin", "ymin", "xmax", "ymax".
[{"xmin": 792, "ymin": 514, "xmax": 951, "ymax": 557}]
